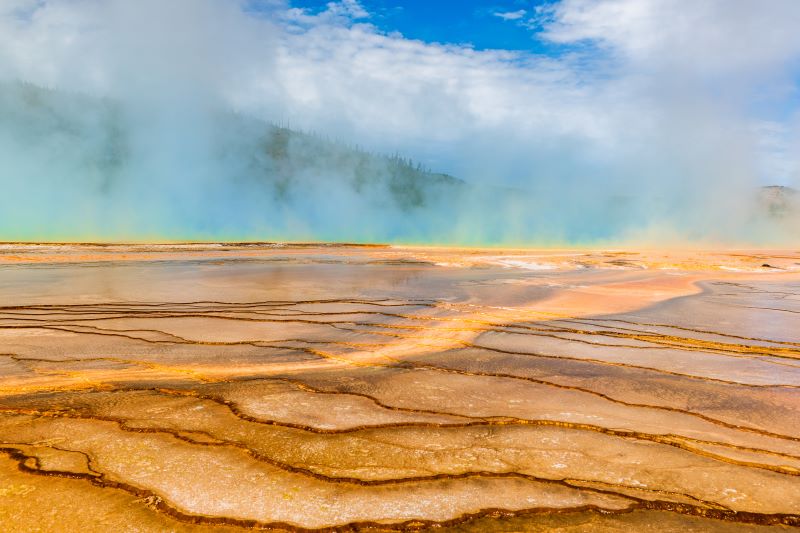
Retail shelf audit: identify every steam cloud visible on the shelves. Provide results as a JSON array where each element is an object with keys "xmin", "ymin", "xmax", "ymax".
[{"xmin": 0, "ymin": 0, "xmax": 799, "ymax": 244}]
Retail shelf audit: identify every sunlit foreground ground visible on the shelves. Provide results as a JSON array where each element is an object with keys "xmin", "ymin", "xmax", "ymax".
[{"xmin": 0, "ymin": 243, "xmax": 799, "ymax": 532}]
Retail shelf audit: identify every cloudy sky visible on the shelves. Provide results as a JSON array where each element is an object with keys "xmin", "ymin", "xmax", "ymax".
[{"xmin": 1, "ymin": 0, "xmax": 799, "ymax": 242}]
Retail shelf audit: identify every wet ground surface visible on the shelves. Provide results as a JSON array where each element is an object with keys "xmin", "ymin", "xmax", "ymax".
[{"xmin": 0, "ymin": 245, "xmax": 798, "ymax": 531}]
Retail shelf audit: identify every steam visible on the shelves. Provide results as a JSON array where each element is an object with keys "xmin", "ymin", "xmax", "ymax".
[{"xmin": 0, "ymin": 0, "xmax": 798, "ymax": 244}]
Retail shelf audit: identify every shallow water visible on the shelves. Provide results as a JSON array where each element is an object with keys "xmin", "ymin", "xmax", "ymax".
[{"xmin": 0, "ymin": 245, "xmax": 798, "ymax": 531}]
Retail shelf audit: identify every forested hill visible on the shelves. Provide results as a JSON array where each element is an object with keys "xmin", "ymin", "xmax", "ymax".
[{"xmin": 0, "ymin": 81, "xmax": 462, "ymax": 212}]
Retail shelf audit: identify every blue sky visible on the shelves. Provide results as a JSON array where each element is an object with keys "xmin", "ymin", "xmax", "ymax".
[
  {"xmin": 281, "ymin": 0, "xmax": 800, "ymax": 189},
  {"xmin": 290, "ymin": 0, "xmax": 558, "ymax": 52}
]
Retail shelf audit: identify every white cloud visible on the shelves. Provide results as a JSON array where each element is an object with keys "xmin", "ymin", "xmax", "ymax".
[
  {"xmin": 753, "ymin": 120, "xmax": 800, "ymax": 187},
  {"xmin": 493, "ymin": 9, "xmax": 526, "ymax": 21},
  {"xmin": 1, "ymin": 0, "xmax": 799, "ymax": 242},
  {"xmin": 284, "ymin": 0, "xmax": 369, "ymax": 28},
  {"xmin": 538, "ymin": 0, "xmax": 800, "ymax": 77}
]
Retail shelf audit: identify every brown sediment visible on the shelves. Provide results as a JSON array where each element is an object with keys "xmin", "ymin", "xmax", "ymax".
[
  {"xmin": 0, "ymin": 245, "xmax": 799, "ymax": 530},
  {"xmin": 0, "ymin": 440, "xmax": 799, "ymax": 530},
  {"xmin": 3, "ymin": 389, "xmax": 800, "ymax": 479}
]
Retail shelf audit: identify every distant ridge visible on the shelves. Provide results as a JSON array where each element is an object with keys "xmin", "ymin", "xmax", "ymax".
[
  {"xmin": 2, "ymin": 81, "xmax": 798, "ymax": 244},
  {"xmin": 759, "ymin": 185, "xmax": 799, "ymax": 219},
  {"xmin": 0, "ymin": 81, "xmax": 463, "ymax": 212}
]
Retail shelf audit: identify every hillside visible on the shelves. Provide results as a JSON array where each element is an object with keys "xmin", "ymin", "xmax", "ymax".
[
  {"xmin": 1, "ymin": 81, "xmax": 797, "ymax": 244},
  {"xmin": 0, "ymin": 81, "xmax": 462, "ymax": 213}
]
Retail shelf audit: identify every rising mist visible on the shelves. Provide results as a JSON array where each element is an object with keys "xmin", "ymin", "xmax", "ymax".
[{"xmin": 0, "ymin": 0, "xmax": 798, "ymax": 245}]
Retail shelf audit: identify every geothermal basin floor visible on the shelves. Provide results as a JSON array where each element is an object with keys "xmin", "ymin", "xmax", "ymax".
[{"xmin": 0, "ymin": 244, "xmax": 799, "ymax": 531}]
